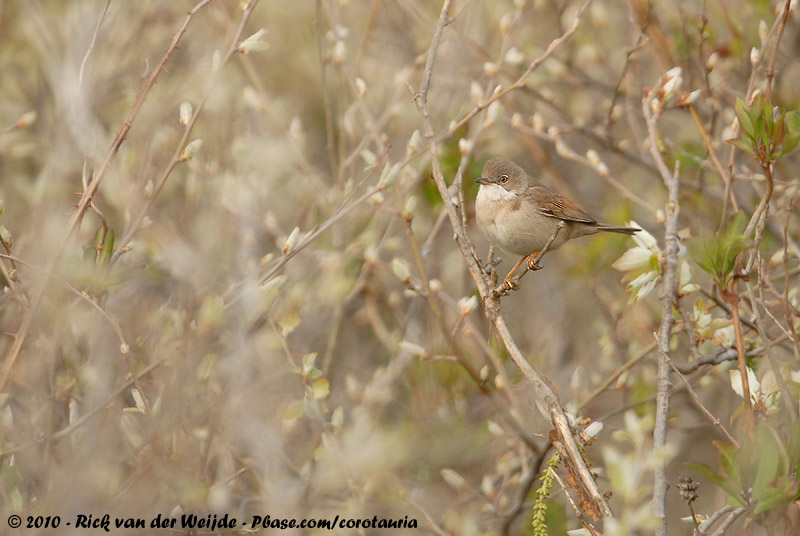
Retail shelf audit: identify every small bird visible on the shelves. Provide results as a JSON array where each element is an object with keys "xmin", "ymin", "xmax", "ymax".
[{"xmin": 475, "ymin": 157, "xmax": 640, "ymax": 289}]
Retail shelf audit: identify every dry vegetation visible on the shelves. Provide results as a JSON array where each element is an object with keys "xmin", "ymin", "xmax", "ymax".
[{"xmin": 1, "ymin": 0, "xmax": 799, "ymax": 534}]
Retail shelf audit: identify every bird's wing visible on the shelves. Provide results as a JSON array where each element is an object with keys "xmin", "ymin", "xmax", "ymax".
[{"xmin": 524, "ymin": 186, "xmax": 597, "ymax": 224}]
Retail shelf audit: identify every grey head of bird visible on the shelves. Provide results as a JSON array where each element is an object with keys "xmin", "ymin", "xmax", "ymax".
[{"xmin": 475, "ymin": 157, "xmax": 532, "ymax": 195}]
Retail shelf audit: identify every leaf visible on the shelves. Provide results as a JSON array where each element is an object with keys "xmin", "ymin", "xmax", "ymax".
[
  {"xmin": 754, "ymin": 114, "xmax": 769, "ymax": 151},
  {"xmin": 752, "ymin": 424, "xmax": 789, "ymax": 500},
  {"xmin": 786, "ymin": 110, "xmax": 800, "ymax": 132},
  {"xmin": 714, "ymin": 440, "xmax": 742, "ymax": 486},
  {"xmin": 752, "ymin": 475, "xmax": 798, "ymax": 515},
  {"xmin": 311, "ymin": 378, "xmax": 330, "ymax": 400},
  {"xmin": 780, "ymin": 131, "xmax": 800, "ymax": 156},
  {"xmin": 302, "ymin": 352, "xmax": 317, "ymax": 376},
  {"xmin": 771, "ymin": 113, "xmax": 785, "ymax": 148},
  {"xmin": 279, "ymin": 311, "xmax": 300, "ymax": 337},
  {"xmin": 735, "ymin": 98, "xmax": 755, "ymax": 138},
  {"xmin": 689, "ymin": 212, "xmax": 751, "ymax": 288},
  {"xmin": 283, "ymin": 400, "xmax": 305, "ymax": 420},
  {"xmin": 100, "ymin": 228, "xmax": 114, "ymax": 264},
  {"xmin": 726, "ymin": 138, "xmax": 756, "ymax": 156}
]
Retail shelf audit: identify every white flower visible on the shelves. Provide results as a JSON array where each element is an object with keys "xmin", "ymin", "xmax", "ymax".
[
  {"xmin": 631, "ymin": 221, "xmax": 660, "ymax": 251},
  {"xmin": 662, "ymin": 67, "xmax": 683, "ymax": 101},
  {"xmin": 612, "ymin": 246, "xmax": 653, "ymax": 271},
  {"xmin": 679, "ymin": 261, "xmax": 700, "ymax": 294},
  {"xmin": 613, "ymin": 221, "xmax": 662, "ymax": 302},
  {"xmin": 238, "ymin": 29, "xmax": 269, "ymax": 54},
  {"xmin": 626, "ymin": 270, "xmax": 659, "ymax": 301},
  {"xmin": 582, "ymin": 421, "xmax": 604, "ymax": 442},
  {"xmin": 730, "ymin": 367, "xmax": 781, "ymax": 415}
]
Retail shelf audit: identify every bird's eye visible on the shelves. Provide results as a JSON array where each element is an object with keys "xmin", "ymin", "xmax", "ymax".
[{"xmin": 498, "ymin": 175, "xmax": 509, "ymax": 183}]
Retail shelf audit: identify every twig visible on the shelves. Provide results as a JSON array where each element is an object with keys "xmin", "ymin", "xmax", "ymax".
[
  {"xmin": 764, "ymin": 0, "xmax": 792, "ymax": 100},
  {"xmin": 642, "ymin": 83, "xmax": 681, "ymax": 536},
  {"xmin": 78, "ymin": 0, "xmax": 111, "ymax": 87},
  {"xmin": 657, "ymin": 333, "xmax": 739, "ymax": 448},
  {"xmin": 698, "ymin": 504, "xmax": 739, "ymax": 535},
  {"xmin": 708, "ymin": 507, "xmax": 747, "ymax": 536},
  {"xmin": 577, "ymin": 341, "xmax": 657, "ymax": 411},
  {"xmin": 745, "ymin": 280, "xmax": 797, "ymax": 420}
]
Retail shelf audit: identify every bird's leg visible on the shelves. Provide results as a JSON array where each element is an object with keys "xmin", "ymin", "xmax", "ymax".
[
  {"xmin": 527, "ymin": 221, "xmax": 566, "ymax": 272},
  {"xmin": 502, "ymin": 255, "xmax": 529, "ymax": 290}
]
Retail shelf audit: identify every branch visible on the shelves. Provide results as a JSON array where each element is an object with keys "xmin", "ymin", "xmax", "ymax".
[
  {"xmin": 642, "ymin": 84, "xmax": 681, "ymax": 536},
  {"xmin": 411, "ymin": 0, "xmax": 613, "ymax": 524}
]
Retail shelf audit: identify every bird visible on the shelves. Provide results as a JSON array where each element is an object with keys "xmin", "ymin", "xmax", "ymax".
[{"xmin": 475, "ymin": 157, "xmax": 640, "ymax": 289}]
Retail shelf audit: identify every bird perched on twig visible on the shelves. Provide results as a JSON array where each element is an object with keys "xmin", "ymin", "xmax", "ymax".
[{"xmin": 475, "ymin": 157, "xmax": 640, "ymax": 289}]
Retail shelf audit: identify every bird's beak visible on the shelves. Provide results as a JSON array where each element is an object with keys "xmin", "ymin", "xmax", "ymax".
[{"xmin": 476, "ymin": 177, "xmax": 493, "ymax": 185}]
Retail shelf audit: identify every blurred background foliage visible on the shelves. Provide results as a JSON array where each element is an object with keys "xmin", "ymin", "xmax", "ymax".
[{"xmin": 0, "ymin": 0, "xmax": 798, "ymax": 534}]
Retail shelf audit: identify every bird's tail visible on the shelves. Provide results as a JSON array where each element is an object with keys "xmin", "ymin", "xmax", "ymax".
[{"xmin": 595, "ymin": 224, "xmax": 641, "ymax": 235}]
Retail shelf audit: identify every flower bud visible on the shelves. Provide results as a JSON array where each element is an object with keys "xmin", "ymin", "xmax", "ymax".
[
  {"xmin": 179, "ymin": 102, "xmax": 193, "ymax": 125},
  {"xmin": 750, "ymin": 46, "xmax": 760, "ymax": 65},
  {"xmin": 391, "ymin": 258, "xmax": 411, "ymax": 283}
]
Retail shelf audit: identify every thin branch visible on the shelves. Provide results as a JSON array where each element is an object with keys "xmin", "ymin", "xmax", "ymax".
[
  {"xmin": 764, "ymin": 0, "xmax": 792, "ymax": 100},
  {"xmin": 78, "ymin": 0, "xmax": 111, "ymax": 87},
  {"xmin": 642, "ymin": 85, "xmax": 681, "ymax": 536},
  {"xmin": 658, "ymin": 334, "xmax": 739, "ymax": 447}
]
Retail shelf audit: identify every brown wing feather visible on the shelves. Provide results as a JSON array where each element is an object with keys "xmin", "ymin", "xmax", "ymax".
[{"xmin": 523, "ymin": 185, "xmax": 597, "ymax": 224}]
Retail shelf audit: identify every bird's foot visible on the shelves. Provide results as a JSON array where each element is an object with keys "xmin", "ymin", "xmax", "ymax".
[
  {"xmin": 526, "ymin": 253, "xmax": 543, "ymax": 271},
  {"xmin": 502, "ymin": 277, "xmax": 519, "ymax": 291}
]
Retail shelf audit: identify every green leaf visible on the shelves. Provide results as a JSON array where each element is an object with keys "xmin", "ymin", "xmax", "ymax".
[
  {"xmin": 772, "ymin": 113, "xmax": 785, "ymax": 148},
  {"xmin": 786, "ymin": 110, "xmax": 800, "ymax": 132},
  {"xmin": 726, "ymin": 138, "xmax": 756, "ymax": 156},
  {"xmin": 780, "ymin": 131, "xmax": 800, "ymax": 156},
  {"xmin": 714, "ymin": 440, "xmax": 743, "ymax": 486},
  {"xmin": 752, "ymin": 475, "xmax": 798, "ymax": 515},
  {"xmin": 718, "ymin": 213, "xmax": 750, "ymax": 279},
  {"xmin": 754, "ymin": 114, "xmax": 769, "ymax": 151},
  {"xmin": 762, "ymin": 98, "xmax": 774, "ymax": 132},
  {"xmin": 735, "ymin": 97, "xmax": 755, "ymax": 138},
  {"xmin": 686, "ymin": 462, "xmax": 724, "ymax": 483},
  {"xmin": 100, "ymin": 228, "xmax": 114, "ymax": 264},
  {"xmin": 752, "ymin": 423, "xmax": 789, "ymax": 498},
  {"xmin": 688, "ymin": 213, "xmax": 750, "ymax": 289}
]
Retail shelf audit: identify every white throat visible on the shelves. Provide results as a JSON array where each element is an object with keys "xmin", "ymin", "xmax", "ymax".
[{"xmin": 477, "ymin": 183, "xmax": 517, "ymax": 202}]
